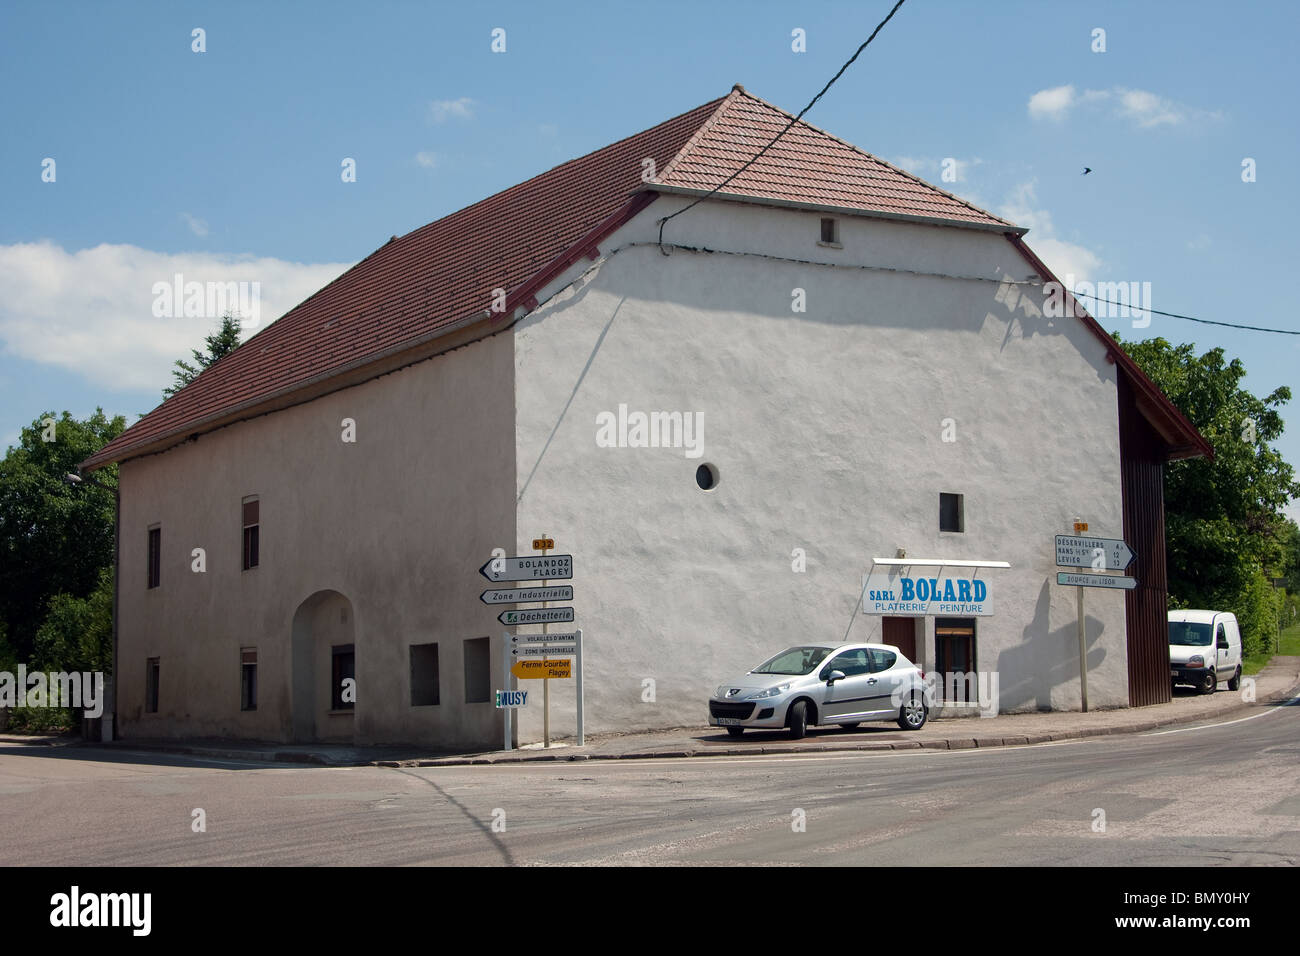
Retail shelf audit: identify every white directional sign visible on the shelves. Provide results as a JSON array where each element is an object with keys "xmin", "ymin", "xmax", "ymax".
[
  {"xmin": 498, "ymin": 607, "xmax": 574, "ymax": 626},
  {"xmin": 511, "ymin": 632, "xmax": 579, "ymax": 645},
  {"xmin": 479, "ymin": 554, "xmax": 573, "ymax": 583},
  {"xmin": 1055, "ymin": 535, "xmax": 1135, "ymax": 571},
  {"xmin": 1057, "ymin": 572, "xmax": 1137, "ymax": 590},
  {"xmin": 513, "ymin": 644, "xmax": 577, "ymax": 657},
  {"xmin": 480, "ymin": 585, "xmax": 573, "ymax": 606}
]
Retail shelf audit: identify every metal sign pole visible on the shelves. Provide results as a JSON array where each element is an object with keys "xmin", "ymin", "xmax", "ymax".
[
  {"xmin": 541, "ymin": 534, "xmax": 550, "ymax": 748},
  {"xmin": 1077, "ymin": 585, "xmax": 1088, "ymax": 712},
  {"xmin": 575, "ymin": 628, "xmax": 584, "ymax": 746},
  {"xmin": 502, "ymin": 630, "xmax": 512, "ymax": 751}
]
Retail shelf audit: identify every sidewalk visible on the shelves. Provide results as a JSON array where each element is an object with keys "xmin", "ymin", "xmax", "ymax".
[{"xmin": 8, "ymin": 657, "xmax": 1296, "ymax": 769}]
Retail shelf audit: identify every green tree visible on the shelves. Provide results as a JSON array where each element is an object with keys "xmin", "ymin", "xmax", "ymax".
[
  {"xmin": 1114, "ymin": 335, "xmax": 1299, "ymax": 654},
  {"xmin": 33, "ymin": 567, "xmax": 113, "ymax": 674},
  {"xmin": 0, "ymin": 409, "xmax": 123, "ymax": 664},
  {"xmin": 163, "ymin": 311, "xmax": 243, "ymax": 398}
]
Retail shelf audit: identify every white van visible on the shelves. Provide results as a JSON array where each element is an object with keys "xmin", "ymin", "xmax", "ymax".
[{"xmin": 1168, "ymin": 610, "xmax": 1242, "ymax": 694}]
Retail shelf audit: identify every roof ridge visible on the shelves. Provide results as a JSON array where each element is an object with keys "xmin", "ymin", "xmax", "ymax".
[
  {"xmin": 680, "ymin": 86, "xmax": 1018, "ymax": 230},
  {"xmin": 654, "ymin": 85, "xmax": 747, "ymax": 184}
]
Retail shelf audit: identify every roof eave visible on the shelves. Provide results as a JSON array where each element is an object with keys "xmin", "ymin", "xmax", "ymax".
[{"xmin": 644, "ymin": 184, "xmax": 1027, "ymax": 236}]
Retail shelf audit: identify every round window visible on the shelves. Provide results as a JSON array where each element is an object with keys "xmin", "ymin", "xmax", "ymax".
[{"xmin": 695, "ymin": 463, "xmax": 719, "ymax": 491}]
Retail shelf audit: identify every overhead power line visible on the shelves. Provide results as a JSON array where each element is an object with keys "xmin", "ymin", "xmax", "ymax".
[
  {"xmin": 657, "ymin": 0, "xmax": 908, "ymax": 250},
  {"xmin": 1069, "ymin": 290, "xmax": 1298, "ymax": 336}
]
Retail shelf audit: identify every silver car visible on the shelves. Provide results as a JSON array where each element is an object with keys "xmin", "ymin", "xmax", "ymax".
[{"xmin": 708, "ymin": 642, "xmax": 928, "ymax": 739}]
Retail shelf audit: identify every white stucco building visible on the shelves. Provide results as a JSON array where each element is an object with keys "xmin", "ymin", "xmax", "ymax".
[{"xmin": 84, "ymin": 86, "xmax": 1209, "ymax": 750}]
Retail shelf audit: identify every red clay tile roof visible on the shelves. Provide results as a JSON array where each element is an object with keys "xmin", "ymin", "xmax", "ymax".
[
  {"xmin": 81, "ymin": 87, "xmax": 1028, "ymax": 470},
  {"xmin": 656, "ymin": 88, "xmax": 1015, "ymax": 228}
]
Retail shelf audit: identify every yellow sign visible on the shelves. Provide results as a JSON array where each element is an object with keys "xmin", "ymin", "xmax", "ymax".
[
  {"xmin": 532, "ymin": 538, "xmax": 555, "ymax": 551},
  {"xmin": 511, "ymin": 659, "xmax": 571, "ymax": 680},
  {"xmin": 1073, "ymin": 521, "xmax": 1089, "ymax": 533}
]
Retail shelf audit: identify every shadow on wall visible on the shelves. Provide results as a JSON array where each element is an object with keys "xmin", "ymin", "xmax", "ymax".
[{"xmin": 997, "ymin": 578, "xmax": 1107, "ymax": 712}]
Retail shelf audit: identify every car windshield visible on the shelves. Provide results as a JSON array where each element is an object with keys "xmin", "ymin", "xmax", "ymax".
[
  {"xmin": 752, "ymin": 646, "xmax": 833, "ymax": 675},
  {"xmin": 1169, "ymin": 622, "xmax": 1212, "ymax": 646}
]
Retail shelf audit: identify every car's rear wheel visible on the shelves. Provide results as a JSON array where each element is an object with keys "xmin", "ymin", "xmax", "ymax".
[
  {"xmin": 787, "ymin": 700, "xmax": 808, "ymax": 740},
  {"xmin": 1227, "ymin": 666, "xmax": 1241, "ymax": 691},
  {"xmin": 1199, "ymin": 669, "xmax": 1217, "ymax": 695},
  {"xmin": 897, "ymin": 694, "xmax": 927, "ymax": 731},
  {"xmin": 726, "ymin": 726, "xmax": 745, "ymax": 738}
]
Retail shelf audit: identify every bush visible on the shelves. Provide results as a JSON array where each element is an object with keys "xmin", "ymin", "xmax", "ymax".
[
  {"xmin": 4, "ymin": 706, "xmax": 77, "ymax": 734},
  {"xmin": 1236, "ymin": 569, "xmax": 1283, "ymax": 659}
]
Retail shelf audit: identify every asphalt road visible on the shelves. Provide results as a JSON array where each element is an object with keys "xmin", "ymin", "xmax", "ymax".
[{"xmin": 2, "ymin": 697, "xmax": 1298, "ymax": 866}]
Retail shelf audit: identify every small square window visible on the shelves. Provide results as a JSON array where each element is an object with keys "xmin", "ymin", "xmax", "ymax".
[
  {"xmin": 410, "ymin": 643, "xmax": 440, "ymax": 707},
  {"xmin": 940, "ymin": 493, "xmax": 964, "ymax": 533}
]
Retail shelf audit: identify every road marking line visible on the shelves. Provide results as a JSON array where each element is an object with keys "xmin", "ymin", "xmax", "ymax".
[{"xmin": 1141, "ymin": 695, "xmax": 1300, "ymax": 736}]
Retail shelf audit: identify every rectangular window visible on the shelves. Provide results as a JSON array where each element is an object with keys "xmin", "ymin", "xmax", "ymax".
[
  {"xmin": 240, "ymin": 648, "xmax": 258, "ymax": 711},
  {"xmin": 147, "ymin": 526, "xmax": 161, "ymax": 588},
  {"xmin": 409, "ymin": 643, "xmax": 440, "ymax": 706},
  {"xmin": 940, "ymin": 493, "xmax": 964, "ymax": 533},
  {"xmin": 820, "ymin": 217, "xmax": 838, "ymax": 244},
  {"xmin": 464, "ymin": 637, "xmax": 490, "ymax": 704},
  {"xmin": 935, "ymin": 624, "xmax": 977, "ymax": 686},
  {"xmin": 331, "ymin": 644, "xmax": 355, "ymax": 711},
  {"xmin": 242, "ymin": 497, "xmax": 259, "ymax": 571},
  {"xmin": 145, "ymin": 657, "xmax": 160, "ymax": 713}
]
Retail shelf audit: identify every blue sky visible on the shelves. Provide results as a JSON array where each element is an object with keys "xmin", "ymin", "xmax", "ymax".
[{"xmin": 2, "ymin": 0, "xmax": 1297, "ymax": 519}]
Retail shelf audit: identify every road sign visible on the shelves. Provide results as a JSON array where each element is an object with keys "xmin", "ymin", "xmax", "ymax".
[
  {"xmin": 1057, "ymin": 572, "xmax": 1137, "ymax": 590},
  {"xmin": 479, "ymin": 554, "xmax": 573, "ymax": 583},
  {"xmin": 512, "ymin": 659, "xmax": 571, "ymax": 680},
  {"xmin": 498, "ymin": 607, "xmax": 574, "ymax": 626},
  {"xmin": 1054, "ymin": 535, "xmax": 1135, "ymax": 571},
  {"xmin": 532, "ymin": 538, "xmax": 555, "ymax": 550},
  {"xmin": 494, "ymin": 690, "xmax": 528, "ymax": 708},
  {"xmin": 511, "ymin": 631, "xmax": 579, "ymax": 645},
  {"xmin": 480, "ymin": 585, "xmax": 573, "ymax": 606},
  {"xmin": 513, "ymin": 644, "xmax": 576, "ymax": 657}
]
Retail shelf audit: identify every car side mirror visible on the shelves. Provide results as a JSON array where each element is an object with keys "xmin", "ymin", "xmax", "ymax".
[{"xmin": 826, "ymin": 670, "xmax": 846, "ymax": 684}]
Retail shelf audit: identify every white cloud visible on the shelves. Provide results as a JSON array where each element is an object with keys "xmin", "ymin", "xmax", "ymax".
[
  {"xmin": 0, "ymin": 241, "xmax": 352, "ymax": 392},
  {"xmin": 415, "ymin": 151, "xmax": 439, "ymax": 169},
  {"xmin": 1028, "ymin": 84, "xmax": 1076, "ymax": 121},
  {"xmin": 1027, "ymin": 85, "xmax": 1221, "ymax": 128},
  {"xmin": 429, "ymin": 97, "xmax": 475, "ymax": 123},
  {"xmin": 181, "ymin": 212, "xmax": 209, "ymax": 238},
  {"xmin": 1000, "ymin": 181, "xmax": 1102, "ymax": 284}
]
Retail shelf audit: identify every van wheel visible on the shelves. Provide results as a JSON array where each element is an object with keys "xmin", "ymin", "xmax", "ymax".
[
  {"xmin": 787, "ymin": 700, "xmax": 808, "ymax": 740},
  {"xmin": 726, "ymin": 726, "xmax": 744, "ymax": 738},
  {"xmin": 1199, "ymin": 669, "xmax": 1217, "ymax": 695},
  {"xmin": 1227, "ymin": 667, "xmax": 1241, "ymax": 691}
]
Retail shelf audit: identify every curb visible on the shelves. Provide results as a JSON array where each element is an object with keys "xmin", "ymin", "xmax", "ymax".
[{"xmin": 373, "ymin": 676, "xmax": 1300, "ymax": 768}]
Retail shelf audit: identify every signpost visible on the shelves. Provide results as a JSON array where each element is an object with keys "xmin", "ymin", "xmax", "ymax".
[
  {"xmin": 498, "ymin": 607, "xmax": 574, "ymax": 626},
  {"xmin": 489, "ymin": 536, "xmax": 584, "ymax": 753},
  {"xmin": 480, "ymin": 585, "xmax": 573, "ymax": 605},
  {"xmin": 1054, "ymin": 535, "xmax": 1135, "ymax": 571},
  {"xmin": 1056, "ymin": 572, "xmax": 1137, "ymax": 590},
  {"xmin": 512, "ymin": 659, "xmax": 572, "ymax": 680},
  {"xmin": 479, "ymin": 554, "xmax": 573, "ymax": 583},
  {"xmin": 1057, "ymin": 525, "xmax": 1137, "ymax": 713}
]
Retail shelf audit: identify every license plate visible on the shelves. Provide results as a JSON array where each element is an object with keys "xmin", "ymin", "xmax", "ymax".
[
  {"xmin": 1170, "ymin": 670, "xmax": 1179, "ymax": 677},
  {"xmin": 716, "ymin": 717, "xmax": 742, "ymax": 725}
]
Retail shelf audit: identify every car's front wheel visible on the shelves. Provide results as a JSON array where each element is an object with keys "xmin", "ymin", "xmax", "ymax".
[
  {"xmin": 726, "ymin": 726, "xmax": 745, "ymax": 738},
  {"xmin": 897, "ymin": 694, "xmax": 928, "ymax": 731},
  {"xmin": 1199, "ymin": 669, "xmax": 1217, "ymax": 695},
  {"xmin": 787, "ymin": 700, "xmax": 808, "ymax": 740},
  {"xmin": 1227, "ymin": 666, "xmax": 1242, "ymax": 691}
]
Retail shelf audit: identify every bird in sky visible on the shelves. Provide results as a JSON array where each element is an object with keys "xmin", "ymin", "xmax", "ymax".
[{"xmin": 1082, "ymin": 167, "xmax": 1092, "ymax": 175}]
